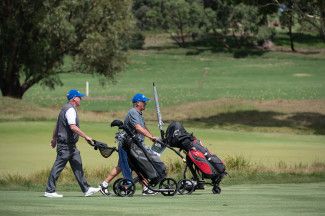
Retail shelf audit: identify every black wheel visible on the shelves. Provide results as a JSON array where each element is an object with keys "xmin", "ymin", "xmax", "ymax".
[
  {"xmin": 112, "ymin": 178, "xmax": 124, "ymax": 196},
  {"xmin": 177, "ymin": 179, "xmax": 195, "ymax": 195},
  {"xmin": 113, "ymin": 178, "xmax": 135, "ymax": 197},
  {"xmin": 212, "ymin": 185, "xmax": 221, "ymax": 194},
  {"xmin": 159, "ymin": 178, "xmax": 177, "ymax": 196}
]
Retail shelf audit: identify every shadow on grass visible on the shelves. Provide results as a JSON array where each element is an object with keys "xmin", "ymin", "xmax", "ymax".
[
  {"xmin": 187, "ymin": 110, "xmax": 325, "ymax": 135},
  {"xmin": 144, "ymin": 34, "xmax": 269, "ymax": 58},
  {"xmin": 144, "ymin": 32, "xmax": 324, "ymax": 57},
  {"xmin": 274, "ymin": 32, "xmax": 325, "ymax": 47}
]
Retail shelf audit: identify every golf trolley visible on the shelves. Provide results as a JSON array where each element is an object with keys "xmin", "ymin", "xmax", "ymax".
[
  {"xmin": 158, "ymin": 121, "xmax": 227, "ymax": 195},
  {"xmin": 109, "ymin": 119, "xmax": 178, "ymax": 197}
]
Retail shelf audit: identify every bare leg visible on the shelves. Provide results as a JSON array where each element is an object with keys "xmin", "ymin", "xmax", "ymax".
[
  {"xmin": 99, "ymin": 166, "xmax": 122, "ymax": 196},
  {"xmin": 104, "ymin": 166, "xmax": 121, "ymax": 183}
]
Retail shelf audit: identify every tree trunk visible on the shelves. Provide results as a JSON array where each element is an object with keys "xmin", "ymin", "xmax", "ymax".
[
  {"xmin": 0, "ymin": 65, "xmax": 24, "ymax": 98},
  {"xmin": 289, "ymin": 11, "xmax": 296, "ymax": 52},
  {"xmin": 0, "ymin": 76, "xmax": 24, "ymax": 99},
  {"xmin": 0, "ymin": 37, "xmax": 25, "ymax": 98},
  {"xmin": 319, "ymin": 0, "xmax": 325, "ymax": 41}
]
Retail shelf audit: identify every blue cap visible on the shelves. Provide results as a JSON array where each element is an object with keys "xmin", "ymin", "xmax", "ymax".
[
  {"xmin": 66, "ymin": 89, "xmax": 85, "ymax": 100},
  {"xmin": 132, "ymin": 93, "xmax": 150, "ymax": 103}
]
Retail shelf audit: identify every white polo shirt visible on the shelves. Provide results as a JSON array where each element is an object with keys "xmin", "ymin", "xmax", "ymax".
[{"xmin": 65, "ymin": 107, "xmax": 77, "ymax": 125}]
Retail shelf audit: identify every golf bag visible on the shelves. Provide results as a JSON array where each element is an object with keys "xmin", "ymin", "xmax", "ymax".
[
  {"xmin": 110, "ymin": 119, "xmax": 178, "ymax": 197},
  {"xmin": 165, "ymin": 121, "xmax": 226, "ymax": 180},
  {"xmin": 118, "ymin": 131, "xmax": 167, "ymax": 185}
]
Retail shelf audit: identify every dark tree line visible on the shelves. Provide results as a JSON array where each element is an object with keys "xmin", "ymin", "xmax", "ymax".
[{"xmin": 132, "ymin": 0, "xmax": 325, "ymax": 49}]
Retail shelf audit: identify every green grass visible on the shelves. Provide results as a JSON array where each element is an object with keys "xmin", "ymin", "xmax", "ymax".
[
  {"xmin": 0, "ymin": 183, "xmax": 324, "ymax": 216},
  {"xmin": 1, "ymin": 121, "xmax": 324, "ymax": 175},
  {"xmin": 19, "ymin": 48, "xmax": 325, "ymax": 112}
]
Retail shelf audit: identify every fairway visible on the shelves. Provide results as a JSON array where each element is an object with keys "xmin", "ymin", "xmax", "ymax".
[
  {"xmin": 0, "ymin": 183, "xmax": 324, "ymax": 216},
  {"xmin": 1, "ymin": 121, "xmax": 325, "ymax": 175}
]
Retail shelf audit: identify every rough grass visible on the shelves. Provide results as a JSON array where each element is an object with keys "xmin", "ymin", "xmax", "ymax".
[{"xmin": 1, "ymin": 156, "xmax": 324, "ymax": 191}]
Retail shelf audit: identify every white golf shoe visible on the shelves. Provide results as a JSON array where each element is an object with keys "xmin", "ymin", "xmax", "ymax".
[
  {"xmin": 44, "ymin": 192, "xmax": 63, "ymax": 198},
  {"xmin": 84, "ymin": 187, "xmax": 100, "ymax": 197}
]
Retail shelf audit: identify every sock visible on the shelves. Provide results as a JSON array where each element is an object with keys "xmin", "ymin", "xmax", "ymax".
[{"xmin": 101, "ymin": 181, "xmax": 109, "ymax": 187}]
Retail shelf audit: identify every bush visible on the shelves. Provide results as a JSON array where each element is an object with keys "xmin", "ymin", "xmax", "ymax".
[
  {"xmin": 256, "ymin": 26, "xmax": 276, "ymax": 45},
  {"xmin": 129, "ymin": 31, "xmax": 145, "ymax": 49}
]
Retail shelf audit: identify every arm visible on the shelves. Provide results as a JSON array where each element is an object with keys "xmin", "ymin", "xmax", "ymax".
[
  {"xmin": 70, "ymin": 124, "xmax": 92, "ymax": 142},
  {"xmin": 65, "ymin": 107, "xmax": 92, "ymax": 142},
  {"xmin": 135, "ymin": 124, "xmax": 158, "ymax": 142},
  {"xmin": 50, "ymin": 123, "xmax": 58, "ymax": 148}
]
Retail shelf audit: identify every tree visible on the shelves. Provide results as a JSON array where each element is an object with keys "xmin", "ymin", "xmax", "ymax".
[
  {"xmin": 279, "ymin": 1, "xmax": 296, "ymax": 51},
  {"xmin": 230, "ymin": 3, "xmax": 263, "ymax": 47},
  {"xmin": 203, "ymin": 0, "xmax": 266, "ymax": 48},
  {"xmin": 275, "ymin": 0, "xmax": 325, "ymax": 42},
  {"xmin": 163, "ymin": 0, "xmax": 204, "ymax": 47},
  {"xmin": 0, "ymin": 0, "xmax": 133, "ymax": 99},
  {"xmin": 132, "ymin": 0, "xmax": 166, "ymax": 30}
]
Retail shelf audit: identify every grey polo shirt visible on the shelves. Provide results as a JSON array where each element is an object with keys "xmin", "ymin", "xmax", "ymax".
[{"xmin": 124, "ymin": 107, "xmax": 145, "ymax": 142}]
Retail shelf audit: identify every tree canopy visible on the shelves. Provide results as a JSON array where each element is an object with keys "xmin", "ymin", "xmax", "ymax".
[{"xmin": 0, "ymin": 0, "xmax": 133, "ymax": 98}]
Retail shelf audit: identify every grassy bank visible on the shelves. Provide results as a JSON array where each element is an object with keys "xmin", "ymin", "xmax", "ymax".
[{"xmin": 16, "ymin": 48, "xmax": 325, "ymax": 112}]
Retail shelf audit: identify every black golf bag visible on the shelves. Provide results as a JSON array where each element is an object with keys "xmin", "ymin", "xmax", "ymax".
[
  {"xmin": 122, "ymin": 135, "xmax": 167, "ymax": 185},
  {"xmin": 165, "ymin": 121, "xmax": 226, "ymax": 193}
]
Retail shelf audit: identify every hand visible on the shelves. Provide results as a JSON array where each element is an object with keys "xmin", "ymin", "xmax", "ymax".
[
  {"xmin": 150, "ymin": 136, "xmax": 159, "ymax": 142},
  {"xmin": 50, "ymin": 139, "xmax": 56, "ymax": 148},
  {"xmin": 84, "ymin": 136, "xmax": 93, "ymax": 143}
]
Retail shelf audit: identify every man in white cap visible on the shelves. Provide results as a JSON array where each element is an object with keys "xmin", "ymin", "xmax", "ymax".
[{"xmin": 44, "ymin": 89, "xmax": 100, "ymax": 198}]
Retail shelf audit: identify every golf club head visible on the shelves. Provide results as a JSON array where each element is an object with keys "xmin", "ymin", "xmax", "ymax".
[{"xmin": 111, "ymin": 119, "xmax": 124, "ymax": 129}]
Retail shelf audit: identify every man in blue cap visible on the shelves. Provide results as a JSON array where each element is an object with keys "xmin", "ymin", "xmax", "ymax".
[
  {"xmin": 44, "ymin": 89, "xmax": 100, "ymax": 198},
  {"xmin": 124, "ymin": 93, "xmax": 158, "ymax": 144},
  {"xmin": 99, "ymin": 93, "xmax": 159, "ymax": 196}
]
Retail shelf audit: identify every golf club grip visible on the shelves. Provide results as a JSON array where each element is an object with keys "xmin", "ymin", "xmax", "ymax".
[{"xmin": 87, "ymin": 139, "xmax": 95, "ymax": 146}]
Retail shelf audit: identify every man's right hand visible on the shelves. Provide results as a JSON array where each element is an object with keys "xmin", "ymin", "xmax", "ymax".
[
  {"xmin": 85, "ymin": 136, "xmax": 93, "ymax": 143},
  {"xmin": 150, "ymin": 136, "xmax": 159, "ymax": 143}
]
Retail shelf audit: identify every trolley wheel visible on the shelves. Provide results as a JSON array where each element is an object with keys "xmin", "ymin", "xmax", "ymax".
[
  {"xmin": 212, "ymin": 185, "xmax": 221, "ymax": 194},
  {"xmin": 177, "ymin": 179, "xmax": 195, "ymax": 195},
  {"xmin": 159, "ymin": 178, "xmax": 177, "ymax": 196},
  {"xmin": 113, "ymin": 178, "xmax": 135, "ymax": 197},
  {"xmin": 112, "ymin": 178, "xmax": 123, "ymax": 196}
]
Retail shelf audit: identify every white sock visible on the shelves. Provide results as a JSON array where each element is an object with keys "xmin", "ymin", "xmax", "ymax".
[{"xmin": 102, "ymin": 181, "xmax": 109, "ymax": 187}]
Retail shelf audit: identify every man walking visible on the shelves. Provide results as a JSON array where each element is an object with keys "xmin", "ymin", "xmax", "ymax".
[
  {"xmin": 99, "ymin": 93, "xmax": 159, "ymax": 196},
  {"xmin": 44, "ymin": 89, "xmax": 100, "ymax": 198}
]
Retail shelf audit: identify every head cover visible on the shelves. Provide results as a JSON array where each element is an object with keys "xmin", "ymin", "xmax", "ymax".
[
  {"xmin": 132, "ymin": 93, "xmax": 150, "ymax": 103},
  {"xmin": 66, "ymin": 89, "xmax": 85, "ymax": 100}
]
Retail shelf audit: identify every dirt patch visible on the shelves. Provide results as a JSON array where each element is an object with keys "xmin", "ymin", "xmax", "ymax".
[
  {"xmin": 84, "ymin": 96, "xmax": 126, "ymax": 101},
  {"xmin": 150, "ymin": 99, "xmax": 325, "ymax": 122},
  {"xmin": 156, "ymin": 99, "xmax": 325, "ymax": 135},
  {"xmin": 251, "ymin": 99, "xmax": 325, "ymax": 114},
  {"xmin": 293, "ymin": 73, "xmax": 311, "ymax": 77}
]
